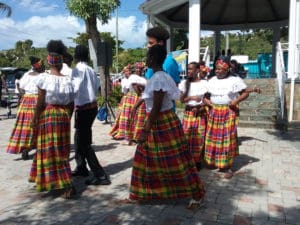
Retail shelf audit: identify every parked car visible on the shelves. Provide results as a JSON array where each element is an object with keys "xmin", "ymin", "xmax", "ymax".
[{"xmin": 0, "ymin": 67, "xmax": 28, "ymax": 89}]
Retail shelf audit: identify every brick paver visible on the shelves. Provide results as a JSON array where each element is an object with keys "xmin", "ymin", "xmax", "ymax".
[{"xmin": 0, "ymin": 107, "xmax": 300, "ymax": 225}]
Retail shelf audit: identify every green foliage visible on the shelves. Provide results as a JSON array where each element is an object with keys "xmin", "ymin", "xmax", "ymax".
[
  {"xmin": 117, "ymin": 48, "xmax": 146, "ymax": 71},
  {"xmin": 65, "ymin": 0, "xmax": 120, "ymax": 23},
  {"xmin": 201, "ymin": 32, "xmax": 273, "ymax": 60},
  {"xmin": 173, "ymin": 28, "xmax": 188, "ymax": 50},
  {"xmin": 97, "ymin": 85, "xmax": 123, "ymax": 107},
  {"xmin": 70, "ymin": 32, "xmax": 124, "ymax": 52}
]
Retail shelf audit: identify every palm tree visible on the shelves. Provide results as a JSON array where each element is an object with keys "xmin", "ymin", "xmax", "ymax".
[{"xmin": 0, "ymin": 3, "xmax": 12, "ymax": 17}]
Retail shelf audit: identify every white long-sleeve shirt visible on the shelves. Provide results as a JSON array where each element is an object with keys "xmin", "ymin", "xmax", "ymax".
[{"xmin": 72, "ymin": 62, "xmax": 100, "ymax": 106}]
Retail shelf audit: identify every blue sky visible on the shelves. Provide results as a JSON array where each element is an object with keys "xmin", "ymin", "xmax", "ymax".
[{"xmin": 0, "ymin": 0, "xmax": 147, "ymax": 50}]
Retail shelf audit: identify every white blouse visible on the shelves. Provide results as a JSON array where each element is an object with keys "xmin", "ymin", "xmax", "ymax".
[
  {"xmin": 179, "ymin": 79, "xmax": 208, "ymax": 106},
  {"xmin": 142, "ymin": 71, "xmax": 180, "ymax": 112},
  {"xmin": 207, "ymin": 76, "xmax": 247, "ymax": 105},
  {"xmin": 37, "ymin": 73, "xmax": 75, "ymax": 105},
  {"xmin": 127, "ymin": 74, "xmax": 147, "ymax": 90},
  {"xmin": 121, "ymin": 77, "xmax": 130, "ymax": 93},
  {"xmin": 19, "ymin": 71, "xmax": 44, "ymax": 95}
]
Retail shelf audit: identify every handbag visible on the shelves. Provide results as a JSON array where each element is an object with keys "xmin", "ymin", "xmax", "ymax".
[{"xmin": 97, "ymin": 106, "xmax": 108, "ymax": 121}]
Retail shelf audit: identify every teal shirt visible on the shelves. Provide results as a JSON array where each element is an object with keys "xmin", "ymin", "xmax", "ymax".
[{"xmin": 145, "ymin": 54, "xmax": 180, "ymax": 84}]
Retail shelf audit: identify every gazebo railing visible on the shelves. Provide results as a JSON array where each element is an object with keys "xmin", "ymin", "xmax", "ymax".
[
  {"xmin": 276, "ymin": 42, "xmax": 288, "ymax": 120},
  {"xmin": 200, "ymin": 46, "xmax": 210, "ymax": 66}
]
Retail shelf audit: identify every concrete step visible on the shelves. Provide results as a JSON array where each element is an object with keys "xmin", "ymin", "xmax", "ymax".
[
  {"xmin": 239, "ymin": 114, "xmax": 277, "ymax": 122},
  {"xmin": 239, "ymin": 100, "xmax": 279, "ymax": 109},
  {"xmin": 239, "ymin": 108, "xmax": 279, "ymax": 116},
  {"xmin": 238, "ymin": 120, "xmax": 286, "ymax": 130}
]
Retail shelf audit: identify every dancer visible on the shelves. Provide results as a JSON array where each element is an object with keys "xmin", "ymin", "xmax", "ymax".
[
  {"xmin": 29, "ymin": 40, "xmax": 75, "ymax": 197},
  {"xmin": 125, "ymin": 45, "xmax": 205, "ymax": 209},
  {"xmin": 109, "ymin": 65, "xmax": 138, "ymax": 141},
  {"xmin": 71, "ymin": 45, "xmax": 110, "ymax": 186},
  {"xmin": 6, "ymin": 56, "xmax": 45, "ymax": 160},
  {"xmin": 144, "ymin": 26, "xmax": 180, "ymax": 111},
  {"xmin": 203, "ymin": 57, "xmax": 250, "ymax": 178},
  {"xmin": 126, "ymin": 74, "xmax": 147, "ymax": 145},
  {"xmin": 179, "ymin": 62, "xmax": 208, "ymax": 171}
]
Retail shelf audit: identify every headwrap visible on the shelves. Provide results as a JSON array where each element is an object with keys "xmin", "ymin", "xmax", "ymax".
[
  {"xmin": 134, "ymin": 62, "xmax": 145, "ymax": 70},
  {"xmin": 32, "ymin": 60, "xmax": 43, "ymax": 70},
  {"xmin": 200, "ymin": 65, "xmax": 210, "ymax": 74},
  {"xmin": 47, "ymin": 54, "xmax": 63, "ymax": 66},
  {"xmin": 215, "ymin": 59, "xmax": 230, "ymax": 70}
]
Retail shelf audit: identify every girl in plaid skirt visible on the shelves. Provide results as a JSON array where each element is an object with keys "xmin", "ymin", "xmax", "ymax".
[
  {"xmin": 29, "ymin": 40, "xmax": 75, "ymax": 198},
  {"xmin": 203, "ymin": 57, "xmax": 249, "ymax": 179},
  {"xmin": 126, "ymin": 45, "xmax": 205, "ymax": 209},
  {"xmin": 109, "ymin": 65, "xmax": 138, "ymax": 142},
  {"xmin": 6, "ymin": 57, "xmax": 45, "ymax": 160},
  {"xmin": 127, "ymin": 74, "xmax": 147, "ymax": 145},
  {"xmin": 179, "ymin": 62, "xmax": 209, "ymax": 171}
]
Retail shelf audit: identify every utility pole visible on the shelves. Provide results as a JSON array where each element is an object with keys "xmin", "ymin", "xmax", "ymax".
[{"xmin": 116, "ymin": 8, "xmax": 119, "ymax": 75}]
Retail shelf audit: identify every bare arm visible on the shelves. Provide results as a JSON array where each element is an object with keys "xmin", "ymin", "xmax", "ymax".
[
  {"xmin": 229, "ymin": 89, "xmax": 249, "ymax": 108},
  {"xmin": 245, "ymin": 86, "xmax": 261, "ymax": 94},
  {"xmin": 144, "ymin": 90, "xmax": 164, "ymax": 132},
  {"xmin": 32, "ymin": 88, "xmax": 46, "ymax": 127}
]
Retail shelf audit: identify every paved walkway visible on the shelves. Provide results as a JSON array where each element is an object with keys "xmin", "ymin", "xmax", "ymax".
[{"xmin": 0, "ymin": 107, "xmax": 299, "ymax": 225}]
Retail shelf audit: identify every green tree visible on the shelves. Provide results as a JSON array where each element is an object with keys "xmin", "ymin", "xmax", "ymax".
[
  {"xmin": 117, "ymin": 48, "xmax": 146, "ymax": 71},
  {"xmin": 173, "ymin": 28, "xmax": 188, "ymax": 50},
  {"xmin": 0, "ymin": 3, "xmax": 12, "ymax": 17},
  {"xmin": 65, "ymin": 0, "xmax": 120, "ymax": 97},
  {"xmin": 71, "ymin": 32, "xmax": 124, "ymax": 52}
]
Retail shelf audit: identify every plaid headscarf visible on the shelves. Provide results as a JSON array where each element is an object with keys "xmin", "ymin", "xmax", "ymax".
[
  {"xmin": 215, "ymin": 59, "xmax": 230, "ymax": 70},
  {"xmin": 200, "ymin": 65, "xmax": 210, "ymax": 74},
  {"xmin": 32, "ymin": 60, "xmax": 43, "ymax": 70},
  {"xmin": 47, "ymin": 54, "xmax": 63, "ymax": 66}
]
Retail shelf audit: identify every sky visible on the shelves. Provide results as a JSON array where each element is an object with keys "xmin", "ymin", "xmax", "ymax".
[{"xmin": 0, "ymin": 0, "xmax": 148, "ymax": 50}]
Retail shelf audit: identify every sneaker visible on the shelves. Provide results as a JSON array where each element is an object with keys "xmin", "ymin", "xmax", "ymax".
[{"xmin": 85, "ymin": 175, "xmax": 111, "ymax": 186}]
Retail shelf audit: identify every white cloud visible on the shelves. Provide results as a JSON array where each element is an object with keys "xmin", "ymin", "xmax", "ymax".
[
  {"xmin": 18, "ymin": 0, "xmax": 58, "ymax": 13},
  {"xmin": 0, "ymin": 15, "xmax": 84, "ymax": 50},
  {"xmin": 0, "ymin": 15, "xmax": 147, "ymax": 50},
  {"xmin": 98, "ymin": 16, "xmax": 147, "ymax": 49}
]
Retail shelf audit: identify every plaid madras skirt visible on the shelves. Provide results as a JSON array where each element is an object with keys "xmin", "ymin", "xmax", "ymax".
[
  {"xmin": 29, "ymin": 105, "xmax": 72, "ymax": 192},
  {"xmin": 109, "ymin": 92, "xmax": 138, "ymax": 140},
  {"xmin": 7, "ymin": 94, "xmax": 38, "ymax": 154},
  {"xmin": 182, "ymin": 110, "xmax": 207, "ymax": 163},
  {"xmin": 204, "ymin": 104, "xmax": 238, "ymax": 169},
  {"xmin": 131, "ymin": 100, "xmax": 146, "ymax": 142},
  {"xmin": 129, "ymin": 109, "xmax": 205, "ymax": 200}
]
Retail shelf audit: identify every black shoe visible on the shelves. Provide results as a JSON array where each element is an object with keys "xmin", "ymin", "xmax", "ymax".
[
  {"xmin": 21, "ymin": 150, "xmax": 29, "ymax": 160},
  {"xmin": 72, "ymin": 169, "xmax": 89, "ymax": 177},
  {"xmin": 85, "ymin": 175, "xmax": 111, "ymax": 186},
  {"xmin": 196, "ymin": 162, "xmax": 202, "ymax": 171}
]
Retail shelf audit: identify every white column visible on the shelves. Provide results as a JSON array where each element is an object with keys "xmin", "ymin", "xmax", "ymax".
[
  {"xmin": 288, "ymin": 0, "xmax": 296, "ymax": 80},
  {"xmin": 188, "ymin": 0, "xmax": 201, "ymax": 63},
  {"xmin": 295, "ymin": 0, "xmax": 300, "ymax": 79},
  {"xmin": 288, "ymin": 0, "xmax": 300, "ymax": 121},
  {"xmin": 272, "ymin": 27, "xmax": 280, "ymax": 77},
  {"xmin": 214, "ymin": 30, "xmax": 221, "ymax": 59}
]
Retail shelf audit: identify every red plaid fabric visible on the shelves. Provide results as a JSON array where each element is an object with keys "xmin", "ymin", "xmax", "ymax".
[
  {"xmin": 7, "ymin": 94, "xmax": 38, "ymax": 154},
  {"xmin": 204, "ymin": 104, "xmax": 238, "ymax": 169},
  {"xmin": 182, "ymin": 110, "xmax": 207, "ymax": 163},
  {"xmin": 129, "ymin": 109, "xmax": 205, "ymax": 200},
  {"xmin": 29, "ymin": 104, "xmax": 72, "ymax": 192},
  {"xmin": 131, "ymin": 100, "xmax": 146, "ymax": 142},
  {"xmin": 109, "ymin": 92, "xmax": 138, "ymax": 140}
]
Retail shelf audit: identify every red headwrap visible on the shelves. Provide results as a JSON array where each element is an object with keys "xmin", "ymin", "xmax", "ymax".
[
  {"xmin": 215, "ymin": 59, "xmax": 230, "ymax": 70},
  {"xmin": 200, "ymin": 65, "xmax": 210, "ymax": 74},
  {"xmin": 32, "ymin": 60, "xmax": 43, "ymax": 70},
  {"xmin": 47, "ymin": 54, "xmax": 63, "ymax": 66}
]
